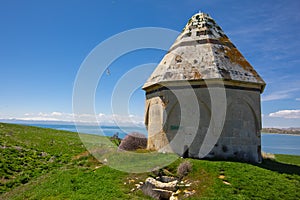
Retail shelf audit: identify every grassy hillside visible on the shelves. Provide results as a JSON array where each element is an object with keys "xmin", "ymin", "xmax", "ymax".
[{"xmin": 0, "ymin": 123, "xmax": 299, "ymax": 199}]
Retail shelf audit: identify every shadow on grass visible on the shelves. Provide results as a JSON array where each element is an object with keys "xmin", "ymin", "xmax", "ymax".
[
  {"xmin": 255, "ymin": 159, "xmax": 300, "ymax": 176},
  {"xmin": 201, "ymin": 157, "xmax": 300, "ymax": 176}
]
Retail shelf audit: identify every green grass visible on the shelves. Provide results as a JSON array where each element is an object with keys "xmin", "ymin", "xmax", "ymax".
[
  {"xmin": 5, "ymin": 166, "xmax": 129, "ymax": 200},
  {"xmin": 1, "ymin": 123, "xmax": 300, "ymax": 199},
  {"xmin": 275, "ymin": 154, "xmax": 300, "ymax": 166},
  {"xmin": 0, "ymin": 123, "xmax": 87, "ymax": 193},
  {"xmin": 187, "ymin": 159, "xmax": 299, "ymax": 199}
]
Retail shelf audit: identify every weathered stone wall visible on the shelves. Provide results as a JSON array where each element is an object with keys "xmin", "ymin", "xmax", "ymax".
[
  {"xmin": 145, "ymin": 86, "xmax": 262, "ymax": 163},
  {"xmin": 207, "ymin": 88, "xmax": 262, "ymax": 162}
]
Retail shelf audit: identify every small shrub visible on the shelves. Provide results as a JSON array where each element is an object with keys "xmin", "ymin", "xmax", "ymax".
[
  {"xmin": 118, "ymin": 132, "xmax": 147, "ymax": 151},
  {"xmin": 110, "ymin": 132, "xmax": 121, "ymax": 146},
  {"xmin": 177, "ymin": 160, "xmax": 192, "ymax": 179},
  {"xmin": 110, "ymin": 138, "xmax": 121, "ymax": 146}
]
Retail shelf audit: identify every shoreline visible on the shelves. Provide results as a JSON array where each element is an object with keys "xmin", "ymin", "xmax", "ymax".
[
  {"xmin": 261, "ymin": 132, "xmax": 300, "ymax": 136},
  {"xmin": 261, "ymin": 128, "xmax": 300, "ymax": 136}
]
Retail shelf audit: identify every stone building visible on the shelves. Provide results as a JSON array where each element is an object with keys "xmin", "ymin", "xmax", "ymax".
[{"xmin": 142, "ymin": 12, "xmax": 266, "ymax": 163}]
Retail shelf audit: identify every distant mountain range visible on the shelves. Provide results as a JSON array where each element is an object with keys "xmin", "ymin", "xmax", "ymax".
[{"xmin": 262, "ymin": 128, "xmax": 300, "ymax": 135}]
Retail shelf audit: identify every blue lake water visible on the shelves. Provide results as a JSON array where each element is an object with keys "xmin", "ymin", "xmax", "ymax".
[
  {"xmin": 261, "ymin": 133, "xmax": 300, "ymax": 156},
  {"xmin": 27, "ymin": 124, "xmax": 300, "ymax": 156},
  {"xmin": 28, "ymin": 123, "xmax": 147, "ymax": 139}
]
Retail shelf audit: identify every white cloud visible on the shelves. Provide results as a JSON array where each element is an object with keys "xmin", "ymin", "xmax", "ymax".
[
  {"xmin": 98, "ymin": 113, "xmax": 105, "ymax": 117},
  {"xmin": 269, "ymin": 110, "xmax": 300, "ymax": 119},
  {"xmin": 51, "ymin": 112, "xmax": 63, "ymax": 116},
  {"xmin": 262, "ymin": 88, "xmax": 299, "ymax": 101},
  {"xmin": 4, "ymin": 112, "xmax": 144, "ymax": 126},
  {"xmin": 35, "ymin": 112, "xmax": 65, "ymax": 117},
  {"xmin": 110, "ymin": 114, "xmax": 143, "ymax": 126},
  {"xmin": 17, "ymin": 112, "xmax": 73, "ymax": 122},
  {"xmin": 18, "ymin": 117, "xmax": 63, "ymax": 121}
]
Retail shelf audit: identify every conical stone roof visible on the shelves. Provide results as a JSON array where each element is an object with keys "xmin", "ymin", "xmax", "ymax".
[{"xmin": 143, "ymin": 12, "xmax": 265, "ymax": 92}]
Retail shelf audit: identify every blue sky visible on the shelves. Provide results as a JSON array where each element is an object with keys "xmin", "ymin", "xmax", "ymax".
[{"xmin": 0, "ymin": 0, "xmax": 299, "ymax": 127}]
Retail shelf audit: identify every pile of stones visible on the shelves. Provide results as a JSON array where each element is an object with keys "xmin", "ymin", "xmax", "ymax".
[{"xmin": 136, "ymin": 176, "xmax": 195, "ymax": 200}]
